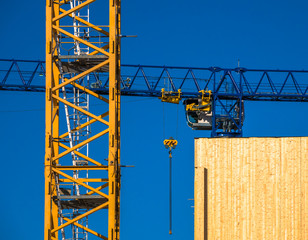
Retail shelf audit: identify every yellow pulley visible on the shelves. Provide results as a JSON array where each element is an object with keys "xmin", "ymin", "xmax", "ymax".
[
  {"xmin": 164, "ymin": 137, "xmax": 178, "ymax": 149},
  {"xmin": 159, "ymin": 88, "xmax": 182, "ymax": 104}
]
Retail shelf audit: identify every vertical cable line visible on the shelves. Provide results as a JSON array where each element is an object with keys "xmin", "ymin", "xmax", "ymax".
[
  {"xmin": 169, "ymin": 148, "xmax": 173, "ymax": 235},
  {"xmin": 163, "ymin": 102, "xmax": 166, "ymax": 140},
  {"xmin": 176, "ymin": 103, "xmax": 179, "ymax": 139}
]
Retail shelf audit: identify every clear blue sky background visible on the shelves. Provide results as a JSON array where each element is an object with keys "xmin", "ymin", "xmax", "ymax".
[{"xmin": 0, "ymin": 0, "xmax": 308, "ymax": 239}]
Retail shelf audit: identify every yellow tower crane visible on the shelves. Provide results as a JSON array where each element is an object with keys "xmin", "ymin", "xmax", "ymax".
[{"xmin": 45, "ymin": 0, "xmax": 120, "ymax": 239}]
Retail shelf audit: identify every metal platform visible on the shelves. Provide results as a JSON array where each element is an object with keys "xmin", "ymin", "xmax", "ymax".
[
  {"xmin": 54, "ymin": 195, "xmax": 108, "ymax": 210},
  {"xmin": 58, "ymin": 55, "xmax": 109, "ymax": 73}
]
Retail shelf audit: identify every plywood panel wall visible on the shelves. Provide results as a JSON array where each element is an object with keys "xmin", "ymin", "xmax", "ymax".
[{"xmin": 195, "ymin": 137, "xmax": 308, "ymax": 240}]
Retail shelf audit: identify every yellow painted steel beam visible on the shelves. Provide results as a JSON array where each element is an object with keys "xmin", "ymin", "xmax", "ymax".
[
  {"xmin": 59, "ymin": 142, "xmax": 105, "ymax": 166},
  {"xmin": 53, "ymin": 128, "xmax": 109, "ymax": 161},
  {"xmin": 45, "ymin": 2, "xmax": 52, "ymax": 238},
  {"xmin": 52, "ymin": 168, "xmax": 109, "ymax": 199},
  {"xmin": 53, "ymin": 0, "xmax": 96, "ymax": 22},
  {"xmin": 51, "ymin": 202, "xmax": 109, "ymax": 234},
  {"xmin": 52, "ymin": 59, "xmax": 109, "ymax": 91},
  {"xmin": 108, "ymin": 0, "xmax": 121, "ymax": 239},
  {"xmin": 70, "ymin": 81, "xmax": 109, "ymax": 103},
  {"xmin": 59, "ymin": 0, "xmax": 70, "ymax": 6},
  {"xmin": 45, "ymin": 1, "xmax": 60, "ymax": 239},
  {"xmin": 55, "ymin": 166, "xmax": 108, "ymax": 170},
  {"xmin": 59, "ymin": 111, "xmax": 109, "ymax": 139},
  {"xmin": 89, "ymin": 44, "xmax": 110, "ymax": 55},
  {"xmin": 51, "ymin": 5, "xmax": 60, "ymax": 236},
  {"xmin": 59, "ymin": 178, "xmax": 108, "ymax": 183},
  {"xmin": 53, "ymin": 26, "xmax": 109, "ymax": 56},
  {"xmin": 63, "ymin": 217, "xmax": 108, "ymax": 240},
  {"xmin": 59, "ymin": 8, "xmax": 109, "ymax": 36},
  {"xmin": 60, "ymin": 25, "xmax": 109, "ymax": 28},
  {"xmin": 86, "ymin": 183, "xmax": 109, "ymax": 195},
  {"xmin": 52, "ymin": 94, "xmax": 109, "ymax": 126},
  {"xmin": 61, "ymin": 41, "xmax": 105, "ymax": 44}
]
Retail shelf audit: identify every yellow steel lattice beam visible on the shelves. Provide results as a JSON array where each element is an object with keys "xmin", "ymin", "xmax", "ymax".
[
  {"xmin": 89, "ymin": 43, "xmax": 110, "ymax": 55},
  {"xmin": 53, "ymin": 128, "xmax": 109, "ymax": 161},
  {"xmin": 59, "ymin": 142, "xmax": 106, "ymax": 166},
  {"xmin": 108, "ymin": 0, "xmax": 121, "ymax": 239},
  {"xmin": 55, "ymin": 166, "xmax": 108, "ymax": 170},
  {"xmin": 52, "ymin": 94, "xmax": 109, "ymax": 126},
  {"xmin": 59, "ymin": 178, "xmax": 108, "ymax": 183},
  {"xmin": 71, "ymin": 82, "xmax": 109, "ymax": 103},
  {"xmin": 52, "ymin": 59, "xmax": 110, "ymax": 91},
  {"xmin": 45, "ymin": 0, "xmax": 121, "ymax": 239},
  {"xmin": 53, "ymin": 25, "xmax": 110, "ymax": 56},
  {"xmin": 59, "ymin": 111, "xmax": 109, "ymax": 139},
  {"xmin": 51, "ymin": 202, "xmax": 109, "ymax": 233},
  {"xmin": 53, "ymin": 0, "xmax": 96, "ymax": 22},
  {"xmin": 63, "ymin": 217, "xmax": 108, "ymax": 240},
  {"xmin": 86, "ymin": 183, "xmax": 109, "ymax": 195},
  {"xmin": 45, "ymin": 1, "xmax": 60, "ymax": 239},
  {"xmin": 59, "ymin": 8, "xmax": 109, "ymax": 36},
  {"xmin": 52, "ymin": 168, "xmax": 109, "ymax": 198}
]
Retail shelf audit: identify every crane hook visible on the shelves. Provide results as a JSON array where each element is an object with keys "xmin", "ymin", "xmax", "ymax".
[{"xmin": 163, "ymin": 137, "xmax": 178, "ymax": 235}]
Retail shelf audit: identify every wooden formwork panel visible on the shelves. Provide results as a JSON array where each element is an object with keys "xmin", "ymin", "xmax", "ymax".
[{"xmin": 195, "ymin": 137, "xmax": 308, "ymax": 240}]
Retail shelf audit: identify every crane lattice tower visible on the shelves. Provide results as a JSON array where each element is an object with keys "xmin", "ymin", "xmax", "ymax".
[{"xmin": 45, "ymin": 0, "xmax": 121, "ymax": 239}]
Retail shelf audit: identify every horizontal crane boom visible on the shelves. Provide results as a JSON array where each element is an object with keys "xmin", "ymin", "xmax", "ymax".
[
  {"xmin": 1, "ymin": 59, "xmax": 308, "ymax": 102},
  {"xmin": 1, "ymin": 59, "xmax": 308, "ymax": 137}
]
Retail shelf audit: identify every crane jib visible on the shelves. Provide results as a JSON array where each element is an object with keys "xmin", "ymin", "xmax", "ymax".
[{"xmin": 1, "ymin": 59, "xmax": 308, "ymax": 137}]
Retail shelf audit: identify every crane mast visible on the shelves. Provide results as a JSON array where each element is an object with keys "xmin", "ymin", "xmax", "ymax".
[{"xmin": 45, "ymin": 1, "xmax": 120, "ymax": 240}]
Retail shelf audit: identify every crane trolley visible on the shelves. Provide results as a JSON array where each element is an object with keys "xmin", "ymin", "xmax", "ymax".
[{"xmin": 159, "ymin": 88, "xmax": 182, "ymax": 104}]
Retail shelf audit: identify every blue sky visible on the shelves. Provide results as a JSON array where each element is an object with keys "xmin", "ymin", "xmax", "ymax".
[{"xmin": 0, "ymin": 0, "xmax": 308, "ymax": 239}]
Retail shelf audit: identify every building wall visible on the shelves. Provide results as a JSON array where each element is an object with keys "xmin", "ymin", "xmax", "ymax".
[{"xmin": 195, "ymin": 137, "xmax": 308, "ymax": 240}]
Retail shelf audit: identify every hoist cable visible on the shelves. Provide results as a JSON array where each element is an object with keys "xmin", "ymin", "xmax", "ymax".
[
  {"xmin": 164, "ymin": 139, "xmax": 177, "ymax": 235},
  {"xmin": 169, "ymin": 149, "xmax": 173, "ymax": 235},
  {"xmin": 176, "ymin": 103, "xmax": 179, "ymax": 139},
  {"xmin": 163, "ymin": 102, "xmax": 166, "ymax": 139}
]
